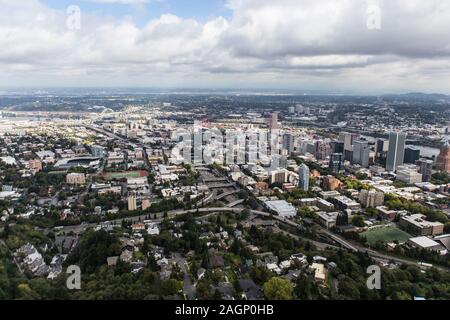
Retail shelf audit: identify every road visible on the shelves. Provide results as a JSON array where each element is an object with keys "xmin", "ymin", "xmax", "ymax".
[
  {"xmin": 60, "ymin": 125, "xmax": 450, "ymax": 273},
  {"xmin": 226, "ymin": 199, "xmax": 245, "ymax": 208},
  {"xmin": 173, "ymin": 253, "xmax": 196, "ymax": 300},
  {"xmin": 194, "ymin": 190, "xmax": 216, "ymax": 207},
  {"xmin": 53, "ymin": 204, "xmax": 450, "ymax": 273},
  {"xmin": 86, "ymin": 125, "xmax": 127, "ymax": 143},
  {"xmin": 215, "ymin": 190, "xmax": 239, "ymax": 201}
]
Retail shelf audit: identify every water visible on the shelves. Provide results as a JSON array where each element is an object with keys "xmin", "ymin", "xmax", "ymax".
[
  {"xmin": 412, "ymin": 145, "xmax": 440, "ymax": 158},
  {"xmin": 360, "ymin": 135, "xmax": 440, "ymax": 158}
]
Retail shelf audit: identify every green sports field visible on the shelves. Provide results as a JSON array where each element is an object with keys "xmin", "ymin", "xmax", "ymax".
[{"xmin": 361, "ymin": 227, "xmax": 411, "ymax": 244}]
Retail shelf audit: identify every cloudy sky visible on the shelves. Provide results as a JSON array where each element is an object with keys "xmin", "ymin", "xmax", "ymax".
[{"xmin": 1, "ymin": 0, "xmax": 450, "ymax": 93}]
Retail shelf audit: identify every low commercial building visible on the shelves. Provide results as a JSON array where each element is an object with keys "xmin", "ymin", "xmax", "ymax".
[
  {"xmin": 319, "ymin": 190, "xmax": 341, "ymax": 199},
  {"xmin": 264, "ymin": 200, "xmax": 297, "ymax": 218},
  {"xmin": 66, "ymin": 173, "xmax": 86, "ymax": 185},
  {"xmin": 317, "ymin": 211, "xmax": 340, "ymax": 229},
  {"xmin": 309, "ymin": 263, "xmax": 327, "ymax": 284},
  {"xmin": 98, "ymin": 186, "xmax": 122, "ymax": 196},
  {"xmin": 370, "ymin": 165, "xmax": 385, "ymax": 175},
  {"xmin": 407, "ymin": 236, "xmax": 448, "ymax": 255},
  {"xmin": 28, "ymin": 159, "xmax": 43, "ymax": 172},
  {"xmin": 399, "ymin": 214, "xmax": 444, "ymax": 236},
  {"xmin": 377, "ymin": 206, "xmax": 399, "ymax": 221},
  {"xmin": 333, "ymin": 196, "xmax": 361, "ymax": 212},
  {"xmin": 269, "ymin": 169, "xmax": 288, "ymax": 185},
  {"xmin": 396, "ymin": 169, "xmax": 423, "ymax": 185},
  {"xmin": 316, "ymin": 198, "xmax": 335, "ymax": 211}
]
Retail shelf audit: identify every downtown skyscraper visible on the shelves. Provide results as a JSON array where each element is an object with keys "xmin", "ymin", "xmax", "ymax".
[
  {"xmin": 386, "ymin": 132, "xmax": 407, "ymax": 172},
  {"xmin": 298, "ymin": 163, "xmax": 310, "ymax": 191}
]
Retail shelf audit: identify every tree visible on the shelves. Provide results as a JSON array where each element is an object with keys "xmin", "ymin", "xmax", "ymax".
[
  {"xmin": 65, "ymin": 229, "xmax": 121, "ymax": 273},
  {"xmin": 250, "ymin": 267, "xmax": 274, "ymax": 286},
  {"xmin": 263, "ymin": 277, "xmax": 294, "ymax": 300},
  {"xmin": 352, "ymin": 215, "xmax": 365, "ymax": 227}
]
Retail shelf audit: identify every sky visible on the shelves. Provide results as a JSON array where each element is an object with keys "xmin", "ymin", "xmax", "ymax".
[{"xmin": 1, "ymin": 0, "xmax": 450, "ymax": 94}]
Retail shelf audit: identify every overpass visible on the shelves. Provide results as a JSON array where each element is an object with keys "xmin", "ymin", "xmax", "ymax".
[
  {"xmin": 51, "ymin": 206, "xmax": 450, "ymax": 273},
  {"xmin": 207, "ymin": 183, "xmax": 235, "ymax": 189},
  {"xmin": 215, "ymin": 190, "xmax": 239, "ymax": 201},
  {"xmin": 226, "ymin": 199, "xmax": 245, "ymax": 208},
  {"xmin": 194, "ymin": 191, "xmax": 216, "ymax": 207},
  {"xmin": 203, "ymin": 177, "xmax": 229, "ymax": 183},
  {"xmin": 85, "ymin": 125, "xmax": 127, "ymax": 143}
]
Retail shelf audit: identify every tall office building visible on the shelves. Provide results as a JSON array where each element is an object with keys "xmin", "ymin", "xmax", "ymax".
[
  {"xmin": 404, "ymin": 146, "xmax": 420, "ymax": 164},
  {"xmin": 329, "ymin": 153, "xmax": 345, "ymax": 174},
  {"xmin": 314, "ymin": 141, "xmax": 331, "ymax": 160},
  {"xmin": 386, "ymin": 132, "xmax": 407, "ymax": 172},
  {"xmin": 330, "ymin": 141, "xmax": 345, "ymax": 154},
  {"xmin": 270, "ymin": 169, "xmax": 288, "ymax": 185},
  {"xmin": 282, "ymin": 133, "xmax": 295, "ymax": 155},
  {"xmin": 352, "ymin": 139, "xmax": 370, "ymax": 168},
  {"xmin": 298, "ymin": 164, "xmax": 310, "ymax": 191},
  {"xmin": 270, "ymin": 112, "xmax": 278, "ymax": 130},
  {"xmin": 339, "ymin": 132, "xmax": 358, "ymax": 161},
  {"xmin": 436, "ymin": 140, "xmax": 450, "ymax": 173},
  {"xmin": 417, "ymin": 159, "xmax": 434, "ymax": 182},
  {"xmin": 376, "ymin": 139, "xmax": 389, "ymax": 153},
  {"xmin": 128, "ymin": 193, "xmax": 138, "ymax": 211},
  {"xmin": 273, "ymin": 154, "xmax": 288, "ymax": 169},
  {"xmin": 359, "ymin": 190, "xmax": 385, "ymax": 208},
  {"xmin": 339, "ymin": 132, "xmax": 358, "ymax": 151}
]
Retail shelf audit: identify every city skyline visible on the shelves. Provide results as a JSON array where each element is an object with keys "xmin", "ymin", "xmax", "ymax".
[{"xmin": 1, "ymin": 0, "xmax": 450, "ymax": 307}]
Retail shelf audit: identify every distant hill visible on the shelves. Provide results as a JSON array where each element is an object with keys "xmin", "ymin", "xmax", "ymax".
[{"xmin": 382, "ymin": 92, "xmax": 450, "ymax": 101}]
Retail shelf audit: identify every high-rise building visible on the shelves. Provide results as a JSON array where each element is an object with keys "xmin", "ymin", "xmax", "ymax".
[
  {"xmin": 128, "ymin": 193, "xmax": 138, "ymax": 211},
  {"xmin": 339, "ymin": 132, "xmax": 358, "ymax": 152},
  {"xmin": 376, "ymin": 139, "xmax": 389, "ymax": 153},
  {"xmin": 270, "ymin": 169, "xmax": 288, "ymax": 185},
  {"xmin": 329, "ymin": 153, "xmax": 345, "ymax": 174},
  {"xmin": 282, "ymin": 133, "xmax": 295, "ymax": 155},
  {"xmin": 314, "ymin": 141, "xmax": 331, "ymax": 161},
  {"xmin": 270, "ymin": 112, "xmax": 278, "ymax": 130},
  {"xmin": 359, "ymin": 189, "xmax": 385, "ymax": 208},
  {"xmin": 298, "ymin": 164, "xmax": 310, "ymax": 191},
  {"xmin": 344, "ymin": 149, "xmax": 354, "ymax": 162},
  {"xmin": 404, "ymin": 146, "xmax": 420, "ymax": 164},
  {"xmin": 436, "ymin": 140, "xmax": 450, "ymax": 173},
  {"xmin": 417, "ymin": 159, "xmax": 434, "ymax": 182},
  {"xmin": 386, "ymin": 132, "xmax": 407, "ymax": 172},
  {"xmin": 330, "ymin": 141, "xmax": 345, "ymax": 154},
  {"xmin": 352, "ymin": 139, "xmax": 370, "ymax": 168},
  {"xmin": 272, "ymin": 154, "xmax": 288, "ymax": 169}
]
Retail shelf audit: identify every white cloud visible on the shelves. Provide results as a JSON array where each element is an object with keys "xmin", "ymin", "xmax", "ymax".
[
  {"xmin": 0, "ymin": 0, "xmax": 450, "ymax": 93},
  {"xmin": 85, "ymin": 0, "xmax": 150, "ymax": 4}
]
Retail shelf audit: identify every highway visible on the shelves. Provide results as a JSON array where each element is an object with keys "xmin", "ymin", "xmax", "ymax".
[
  {"xmin": 53, "ymin": 205, "xmax": 449, "ymax": 273},
  {"xmin": 64, "ymin": 124, "xmax": 449, "ymax": 273},
  {"xmin": 215, "ymin": 190, "xmax": 239, "ymax": 201}
]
